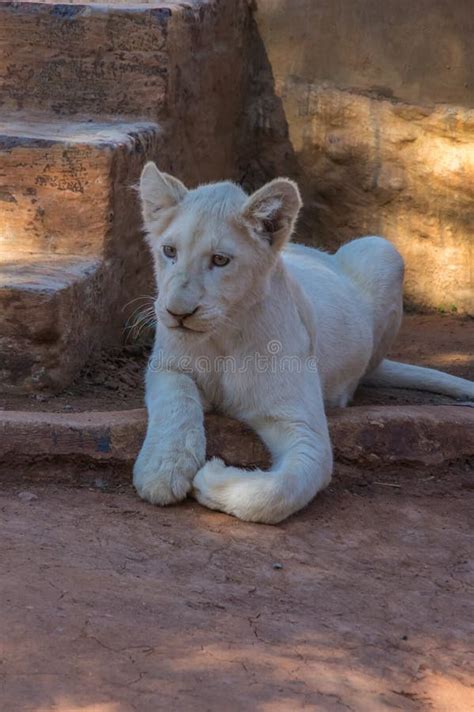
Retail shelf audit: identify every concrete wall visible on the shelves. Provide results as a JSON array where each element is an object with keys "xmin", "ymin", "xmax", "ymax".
[
  {"xmin": 256, "ymin": 0, "xmax": 474, "ymax": 107},
  {"xmin": 248, "ymin": 0, "xmax": 474, "ymax": 314}
]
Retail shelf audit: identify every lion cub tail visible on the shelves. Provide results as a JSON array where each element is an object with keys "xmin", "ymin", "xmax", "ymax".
[{"xmin": 363, "ymin": 359, "xmax": 474, "ymax": 401}]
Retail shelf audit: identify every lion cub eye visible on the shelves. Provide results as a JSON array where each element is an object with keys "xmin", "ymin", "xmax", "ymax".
[
  {"xmin": 163, "ymin": 245, "xmax": 177, "ymax": 259},
  {"xmin": 211, "ymin": 254, "xmax": 231, "ymax": 267}
]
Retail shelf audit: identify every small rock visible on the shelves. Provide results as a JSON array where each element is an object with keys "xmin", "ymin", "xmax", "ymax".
[
  {"xmin": 272, "ymin": 562, "xmax": 283, "ymax": 570},
  {"xmin": 63, "ymin": 404, "xmax": 73, "ymax": 411},
  {"xmin": 18, "ymin": 491, "xmax": 38, "ymax": 503},
  {"xmin": 120, "ymin": 372, "xmax": 137, "ymax": 388},
  {"xmin": 35, "ymin": 393, "xmax": 49, "ymax": 403}
]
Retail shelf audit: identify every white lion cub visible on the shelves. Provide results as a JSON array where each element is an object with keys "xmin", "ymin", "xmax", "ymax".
[{"xmin": 133, "ymin": 162, "xmax": 474, "ymax": 523}]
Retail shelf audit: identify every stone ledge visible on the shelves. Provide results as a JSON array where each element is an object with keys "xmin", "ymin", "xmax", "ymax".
[{"xmin": 0, "ymin": 405, "xmax": 472, "ymax": 472}]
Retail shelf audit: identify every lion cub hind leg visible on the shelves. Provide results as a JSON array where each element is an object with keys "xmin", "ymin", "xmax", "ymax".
[
  {"xmin": 192, "ymin": 418, "xmax": 333, "ymax": 524},
  {"xmin": 335, "ymin": 236, "xmax": 404, "ymax": 372}
]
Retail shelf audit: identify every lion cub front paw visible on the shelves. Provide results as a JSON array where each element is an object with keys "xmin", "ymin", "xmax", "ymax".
[{"xmin": 134, "ymin": 452, "xmax": 200, "ymax": 506}]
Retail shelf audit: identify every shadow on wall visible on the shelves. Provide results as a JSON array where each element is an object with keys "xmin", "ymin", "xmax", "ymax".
[
  {"xmin": 237, "ymin": 9, "xmax": 324, "ymax": 250},
  {"xmin": 240, "ymin": 0, "xmax": 474, "ymax": 315},
  {"xmin": 237, "ymin": 10, "xmax": 300, "ymax": 193}
]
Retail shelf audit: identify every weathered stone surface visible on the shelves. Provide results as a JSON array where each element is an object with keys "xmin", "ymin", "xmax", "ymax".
[
  {"xmin": 0, "ymin": 408, "xmax": 146, "ymax": 462},
  {"xmin": 281, "ymin": 86, "xmax": 474, "ymax": 314},
  {"xmin": 0, "ymin": 3, "xmax": 170, "ymax": 117},
  {"xmin": 1, "ymin": 406, "xmax": 472, "ymax": 471},
  {"xmin": 163, "ymin": 0, "xmax": 248, "ymax": 186},
  {"xmin": 254, "ymin": 0, "xmax": 474, "ymax": 108},
  {"xmin": 0, "ymin": 0, "xmax": 249, "ymax": 180},
  {"xmin": 246, "ymin": 0, "xmax": 474, "ymax": 314},
  {"xmin": 329, "ymin": 404, "xmax": 474, "ymax": 467},
  {"xmin": 0, "ymin": 114, "xmax": 159, "ymax": 255},
  {"xmin": 0, "ymin": 0, "xmax": 248, "ymax": 187},
  {"xmin": 0, "ymin": 409, "xmax": 271, "ymax": 468},
  {"xmin": 0, "ymin": 1, "xmax": 250, "ymax": 393},
  {"xmin": 0, "ymin": 255, "xmax": 104, "ymax": 391},
  {"xmin": 285, "ymin": 87, "xmax": 474, "ymax": 315},
  {"xmin": 0, "ymin": 116, "xmax": 163, "ymax": 392}
]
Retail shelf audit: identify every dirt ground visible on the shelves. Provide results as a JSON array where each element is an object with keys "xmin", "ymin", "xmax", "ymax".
[
  {"xmin": 1, "ymin": 314, "xmax": 473, "ymax": 412},
  {"xmin": 1, "ymin": 464, "xmax": 473, "ymax": 712},
  {"xmin": 1, "ymin": 313, "xmax": 473, "ymax": 711}
]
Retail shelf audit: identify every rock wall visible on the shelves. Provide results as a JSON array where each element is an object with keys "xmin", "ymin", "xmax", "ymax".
[
  {"xmin": 1, "ymin": 0, "xmax": 472, "ymax": 316},
  {"xmin": 247, "ymin": 0, "xmax": 474, "ymax": 314}
]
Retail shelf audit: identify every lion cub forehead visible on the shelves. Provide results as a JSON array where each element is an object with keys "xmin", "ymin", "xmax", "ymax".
[
  {"xmin": 166, "ymin": 181, "xmax": 248, "ymax": 248},
  {"xmin": 182, "ymin": 181, "xmax": 248, "ymax": 216}
]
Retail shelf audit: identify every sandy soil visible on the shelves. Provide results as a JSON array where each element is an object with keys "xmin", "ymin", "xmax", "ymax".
[
  {"xmin": 0, "ymin": 313, "xmax": 473, "ymax": 413},
  {"xmin": 1, "ymin": 464, "xmax": 472, "ymax": 712}
]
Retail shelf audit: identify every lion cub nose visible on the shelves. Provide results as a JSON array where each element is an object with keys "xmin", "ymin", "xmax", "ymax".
[{"xmin": 166, "ymin": 306, "xmax": 199, "ymax": 321}]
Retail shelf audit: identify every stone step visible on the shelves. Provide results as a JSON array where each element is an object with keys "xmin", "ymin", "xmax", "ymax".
[
  {"xmin": 0, "ymin": 1, "xmax": 172, "ymax": 117},
  {"xmin": 1, "ymin": 406, "xmax": 473, "ymax": 473},
  {"xmin": 0, "ymin": 113, "xmax": 160, "ymax": 255},
  {"xmin": 0, "ymin": 0, "xmax": 248, "ymax": 185},
  {"xmin": 0, "ymin": 254, "xmax": 107, "ymax": 392}
]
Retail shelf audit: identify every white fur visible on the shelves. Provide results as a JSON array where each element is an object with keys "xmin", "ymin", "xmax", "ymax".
[{"xmin": 133, "ymin": 163, "xmax": 474, "ymax": 524}]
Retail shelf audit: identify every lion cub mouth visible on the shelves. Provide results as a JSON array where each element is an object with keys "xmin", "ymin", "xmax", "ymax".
[{"xmin": 170, "ymin": 323, "xmax": 207, "ymax": 335}]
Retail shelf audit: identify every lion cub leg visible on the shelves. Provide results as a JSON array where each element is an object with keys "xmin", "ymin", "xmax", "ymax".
[
  {"xmin": 192, "ymin": 417, "xmax": 333, "ymax": 524},
  {"xmin": 134, "ymin": 369, "xmax": 206, "ymax": 505}
]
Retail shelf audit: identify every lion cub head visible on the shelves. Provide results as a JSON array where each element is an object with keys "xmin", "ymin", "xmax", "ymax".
[{"xmin": 139, "ymin": 162, "xmax": 302, "ymax": 335}]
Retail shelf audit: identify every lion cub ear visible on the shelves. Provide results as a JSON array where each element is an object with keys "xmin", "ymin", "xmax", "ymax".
[
  {"xmin": 242, "ymin": 178, "xmax": 302, "ymax": 251},
  {"xmin": 139, "ymin": 162, "xmax": 188, "ymax": 223}
]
